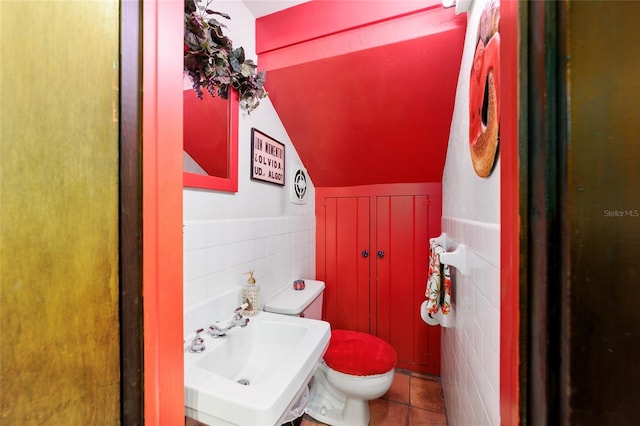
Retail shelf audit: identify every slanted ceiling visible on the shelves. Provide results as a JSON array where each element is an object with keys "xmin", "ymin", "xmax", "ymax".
[{"xmin": 256, "ymin": 0, "xmax": 466, "ymax": 187}]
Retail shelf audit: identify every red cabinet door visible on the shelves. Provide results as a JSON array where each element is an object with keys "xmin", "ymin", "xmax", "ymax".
[
  {"xmin": 321, "ymin": 196, "xmax": 371, "ymax": 333},
  {"xmin": 316, "ymin": 184, "xmax": 441, "ymax": 375},
  {"xmin": 376, "ymin": 195, "xmax": 440, "ymax": 374}
]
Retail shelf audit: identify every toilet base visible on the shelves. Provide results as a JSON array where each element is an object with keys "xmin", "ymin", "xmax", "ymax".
[
  {"xmin": 306, "ymin": 399, "xmax": 369, "ymax": 426},
  {"xmin": 305, "ymin": 365, "xmax": 371, "ymax": 426}
]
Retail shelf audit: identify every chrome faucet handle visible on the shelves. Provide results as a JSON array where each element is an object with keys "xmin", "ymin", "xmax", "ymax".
[
  {"xmin": 234, "ymin": 302, "xmax": 249, "ymax": 313},
  {"xmin": 208, "ymin": 309, "xmax": 251, "ymax": 338},
  {"xmin": 188, "ymin": 328, "xmax": 206, "ymax": 353}
]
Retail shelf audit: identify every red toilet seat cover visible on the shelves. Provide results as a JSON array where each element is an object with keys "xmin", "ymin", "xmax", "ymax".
[{"xmin": 324, "ymin": 330, "xmax": 397, "ymax": 376}]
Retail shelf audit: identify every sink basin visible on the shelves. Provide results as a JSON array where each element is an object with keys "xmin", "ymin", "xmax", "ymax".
[
  {"xmin": 196, "ymin": 320, "xmax": 307, "ymax": 384},
  {"xmin": 184, "ymin": 311, "xmax": 330, "ymax": 425}
]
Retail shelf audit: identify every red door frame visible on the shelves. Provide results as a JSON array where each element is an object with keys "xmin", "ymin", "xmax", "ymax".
[
  {"xmin": 142, "ymin": 0, "xmax": 184, "ymax": 423},
  {"xmin": 499, "ymin": 0, "xmax": 521, "ymax": 424}
]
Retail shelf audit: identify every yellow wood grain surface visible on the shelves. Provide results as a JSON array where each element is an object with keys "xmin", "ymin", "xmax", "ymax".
[{"xmin": 1, "ymin": 1, "xmax": 121, "ymax": 423}]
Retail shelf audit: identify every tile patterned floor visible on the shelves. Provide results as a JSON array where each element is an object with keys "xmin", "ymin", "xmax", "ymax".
[{"xmin": 301, "ymin": 369, "xmax": 447, "ymax": 426}]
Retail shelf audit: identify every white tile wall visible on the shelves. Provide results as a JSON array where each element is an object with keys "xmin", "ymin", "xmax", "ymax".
[
  {"xmin": 439, "ymin": 0, "xmax": 501, "ymax": 420},
  {"xmin": 440, "ymin": 216, "xmax": 500, "ymax": 426},
  {"xmin": 183, "ymin": 216, "xmax": 316, "ymax": 316}
]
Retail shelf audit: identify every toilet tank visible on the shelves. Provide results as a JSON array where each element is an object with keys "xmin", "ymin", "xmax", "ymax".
[{"xmin": 263, "ymin": 280, "xmax": 325, "ymax": 320}]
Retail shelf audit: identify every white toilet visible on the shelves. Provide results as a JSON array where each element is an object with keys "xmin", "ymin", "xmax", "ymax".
[{"xmin": 264, "ymin": 280, "xmax": 397, "ymax": 426}]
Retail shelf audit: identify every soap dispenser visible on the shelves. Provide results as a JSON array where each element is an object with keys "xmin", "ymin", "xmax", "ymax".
[{"xmin": 241, "ymin": 270, "xmax": 261, "ymax": 316}]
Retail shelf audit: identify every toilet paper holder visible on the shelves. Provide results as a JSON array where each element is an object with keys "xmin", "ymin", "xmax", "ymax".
[{"xmin": 429, "ymin": 233, "xmax": 469, "ymax": 276}]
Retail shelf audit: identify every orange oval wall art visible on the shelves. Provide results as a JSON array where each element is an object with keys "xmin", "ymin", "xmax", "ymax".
[{"xmin": 469, "ymin": 0, "xmax": 500, "ymax": 178}]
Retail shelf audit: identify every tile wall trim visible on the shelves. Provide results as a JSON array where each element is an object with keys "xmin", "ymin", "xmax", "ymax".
[{"xmin": 441, "ymin": 216, "xmax": 499, "ymax": 267}]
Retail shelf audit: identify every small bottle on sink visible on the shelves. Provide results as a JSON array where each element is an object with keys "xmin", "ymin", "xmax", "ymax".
[{"xmin": 241, "ymin": 270, "xmax": 261, "ymax": 316}]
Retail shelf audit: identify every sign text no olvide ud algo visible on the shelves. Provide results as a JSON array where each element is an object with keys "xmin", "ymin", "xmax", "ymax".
[{"xmin": 251, "ymin": 128, "xmax": 285, "ymax": 186}]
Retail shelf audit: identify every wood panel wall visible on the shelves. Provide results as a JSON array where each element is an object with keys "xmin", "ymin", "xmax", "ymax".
[
  {"xmin": 1, "ymin": 1, "xmax": 120, "ymax": 423},
  {"xmin": 524, "ymin": 2, "xmax": 640, "ymax": 424},
  {"xmin": 565, "ymin": 2, "xmax": 640, "ymax": 423}
]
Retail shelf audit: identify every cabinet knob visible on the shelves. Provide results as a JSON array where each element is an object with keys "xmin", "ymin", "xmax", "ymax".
[
  {"xmin": 362, "ymin": 250, "xmax": 369, "ymax": 258},
  {"xmin": 377, "ymin": 250, "xmax": 385, "ymax": 259}
]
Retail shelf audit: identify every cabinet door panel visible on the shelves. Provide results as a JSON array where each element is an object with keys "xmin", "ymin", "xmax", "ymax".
[
  {"xmin": 317, "ymin": 184, "xmax": 441, "ymax": 375},
  {"xmin": 323, "ymin": 196, "xmax": 370, "ymax": 332},
  {"xmin": 377, "ymin": 195, "xmax": 440, "ymax": 374}
]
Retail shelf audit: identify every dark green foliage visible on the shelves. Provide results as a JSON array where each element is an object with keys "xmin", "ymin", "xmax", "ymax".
[{"xmin": 184, "ymin": 0, "xmax": 267, "ymax": 113}]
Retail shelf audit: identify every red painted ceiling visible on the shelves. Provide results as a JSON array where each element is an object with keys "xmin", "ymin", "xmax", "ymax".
[{"xmin": 256, "ymin": 1, "xmax": 466, "ymax": 187}]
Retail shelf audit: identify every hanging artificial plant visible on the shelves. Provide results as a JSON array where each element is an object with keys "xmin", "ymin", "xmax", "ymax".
[{"xmin": 184, "ymin": 0, "xmax": 267, "ymax": 113}]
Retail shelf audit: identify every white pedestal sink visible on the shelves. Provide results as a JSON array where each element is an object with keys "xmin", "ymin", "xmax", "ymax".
[{"xmin": 184, "ymin": 310, "xmax": 330, "ymax": 425}]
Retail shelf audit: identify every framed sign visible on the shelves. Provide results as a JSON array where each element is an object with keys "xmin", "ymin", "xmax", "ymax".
[{"xmin": 251, "ymin": 128, "xmax": 285, "ymax": 186}]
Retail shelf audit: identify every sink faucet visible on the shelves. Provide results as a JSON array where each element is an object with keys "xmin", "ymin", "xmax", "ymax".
[
  {"xmin": 188, "ymin": 328, "xmax": 206, "ymax": 353},
  {"xmin": 208, "ymin": 304, "xmax": 250, "ymax": 337}
]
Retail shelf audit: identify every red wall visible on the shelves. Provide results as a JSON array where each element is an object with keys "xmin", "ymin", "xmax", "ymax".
[
  {"xmin": 257, "ymin": 1, "xmax": 466, "ymax": 188},
  {"xmin": 256, "ymin": 0, "xmax": 450, "ymax": 55}
]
